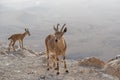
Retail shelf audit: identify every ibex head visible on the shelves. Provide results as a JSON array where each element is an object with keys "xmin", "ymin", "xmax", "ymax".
[
  {"xmin": 53, "ymin": 24, "xmax": 67, "ymax": 42},
  {"xmin": 25, "ymin": 28, "xmax": 30, "ymax": 36}
]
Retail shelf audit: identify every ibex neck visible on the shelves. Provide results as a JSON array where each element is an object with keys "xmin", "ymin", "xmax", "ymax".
[{"xmin": 23, "ymin": 32, "xmax": 27, "ymax": 38}]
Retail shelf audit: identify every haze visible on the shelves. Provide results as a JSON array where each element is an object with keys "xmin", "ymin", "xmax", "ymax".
[{"xmin": 0, "ymin": 0, "xmax": 120, "ymax": 60}]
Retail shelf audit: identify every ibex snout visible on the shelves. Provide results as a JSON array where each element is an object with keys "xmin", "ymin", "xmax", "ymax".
[
  {"xmin": 28, "ymin": 33, "xmax": 30, "ymax": 36},
  {"xmin": 55, "ymin": 35, "xmax": 62, "ymax": 43}
]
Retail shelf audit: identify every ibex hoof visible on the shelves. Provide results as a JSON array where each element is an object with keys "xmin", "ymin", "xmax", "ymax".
[
  {"xmin": 65, "ymin": 70, "xmax": 69, "ymax": 73},
  {"xmin": 47, "ymin": 68, "xmax": 49, "ymax": 71},
  {"xmin": 56, "ymin": 72, "xmax": 59, "ymax": 75}
]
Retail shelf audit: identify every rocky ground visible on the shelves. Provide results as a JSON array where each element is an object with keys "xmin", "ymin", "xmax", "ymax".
[{"xmin": 0, "ymin": 43, "xmax": 119, "ymax": 80}]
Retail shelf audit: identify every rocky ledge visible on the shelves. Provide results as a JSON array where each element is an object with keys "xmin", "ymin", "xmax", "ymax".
[{"xmin": 0, "ymin": 43, "xmax": 119, "ymax": 80}]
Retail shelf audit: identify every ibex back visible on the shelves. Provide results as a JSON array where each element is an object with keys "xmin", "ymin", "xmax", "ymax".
[
  {"xmin": 8, "ymin": 28, "xmax": 30, "ymax": 51},
  {"xmin": 45, "ymin": 24, "xmax": 68, "ymax": 75}
]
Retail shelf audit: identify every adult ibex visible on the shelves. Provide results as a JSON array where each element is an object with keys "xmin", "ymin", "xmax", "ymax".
[
  {"xmin": 45, "ymin": 24, "xmax": 68, "ymax": 75},
  {"xmin": 8, "ymin": 28, "xmax": 30, "ymax": 51}
]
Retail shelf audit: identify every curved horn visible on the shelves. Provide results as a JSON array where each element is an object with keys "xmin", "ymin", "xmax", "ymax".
[
  {"xmin": 57, "ymin": 23, "xmax": 60, "ymax": 30},
  {"xmin": 54, "ymin": 24, "xmax": 60, "ymax": 31},
  {"xmin": 60, "ymin": 24, "xmax": 66, "ymax": 32},
  {"xmin": 54, "ymin": 25, "xmax": 57, "ymax": 31}
]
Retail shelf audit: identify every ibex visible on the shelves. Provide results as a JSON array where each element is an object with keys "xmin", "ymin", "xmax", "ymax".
[
  {"xmin": 45, "ymin": 24, "xmax": 68, "ymax": 75},
  {"xmin": 8, "ymin": 28, "xmax": 30, "ymax": 51}
]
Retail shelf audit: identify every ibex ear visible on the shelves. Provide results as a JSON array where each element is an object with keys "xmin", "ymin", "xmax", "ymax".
[
  {"xmin": 63, "ymin": 27, "xmax": 67, "ymax": 33},
  {"xmin": 25, "ymin": 28, "xmax": 27, "ymax": 31},
  {"xmin": 61, "ymin": 24, "xmax": 66, "ymax": 32}
]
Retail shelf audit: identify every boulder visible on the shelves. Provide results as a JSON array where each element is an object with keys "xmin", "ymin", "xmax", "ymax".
[
  {"xmin": 104, "ymin": 58, "xmax": 120, "ymax": 79},
  {"xmin": 78, "ymin": 57, "xmax": 105, "ymax": 68}
]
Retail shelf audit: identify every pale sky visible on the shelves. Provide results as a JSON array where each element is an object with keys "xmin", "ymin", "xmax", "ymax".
[
  {"xmin": 1, "ymin": 0, "xmax": 120, "ymax": 60},
  {"xmin": 0, "ymin": 0, "xmax": 81, "ymax": 9},
  {"xmin": 1, "ymin": 0, "xmax": 120, "ymax": 17},
  {"xmin": 0, "ymin": 0, "xmax": 44, "ymax": 9}
]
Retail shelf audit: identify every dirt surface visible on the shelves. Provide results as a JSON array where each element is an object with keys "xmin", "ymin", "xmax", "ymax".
[{"xmin": 0, "ymin": 43, "xmax": 119, "ymax": 80}]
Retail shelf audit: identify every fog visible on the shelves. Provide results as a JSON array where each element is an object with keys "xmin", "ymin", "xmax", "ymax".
[{"xmin": 0, "ymin": 0, "xmax": 120, "ymax": 60}]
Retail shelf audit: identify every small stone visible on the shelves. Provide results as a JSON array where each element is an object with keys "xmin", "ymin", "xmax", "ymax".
[{"xmin": 40, "ymin": 75, "xmax": 45, "ymax": 79}]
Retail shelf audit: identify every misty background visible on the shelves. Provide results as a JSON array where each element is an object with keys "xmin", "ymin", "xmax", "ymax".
[{"xmin": 0, "ymin": 0, "xmax": 120, "ymax": 60}]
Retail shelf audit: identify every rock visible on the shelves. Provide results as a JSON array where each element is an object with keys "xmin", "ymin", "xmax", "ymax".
[
  {"xmin": 78, "ymin": 57, "xmax": 105, "ymax": 68},
  {"xmin": 39, "ymin": 75, "xmax": 46, "ymax": 80},
  {"xmin": 0, "ymin": 43, "xmax": 119, "ymax": 80},
  {"xmin": 0, "ymin": 71, "xmax": 4, "ymax": 76},
  {"xmin": 108, "ymin": 55, "xmax": 120, "ymax": 62},
  {"xmin": 104, "ymin": 58, "xmax": 120, "ymax": 79}
]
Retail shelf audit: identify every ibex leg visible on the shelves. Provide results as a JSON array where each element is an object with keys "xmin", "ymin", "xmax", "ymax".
[
  {"xmin": 56, "ymin": 56, "xmax": 60, "ymax": 75},
  {"xmin": 12, "ymin": 41, "xmax": 16, "ymax": 51},
  {"xmin": 63, "ymin": 55, "xmax": 69, "ymax": 73},
  {"xmin": 8, "ymin": 40, "xmax": 13, "ymax": 51}
]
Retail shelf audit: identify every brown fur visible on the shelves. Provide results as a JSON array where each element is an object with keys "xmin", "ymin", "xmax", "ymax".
[
  {"xmin": 45, "ymin": 24, "xmax": 68, "ymax": 75},
  {"xmin": 8, "ymin": 28, "xmax": 30, "ymax": 51}
]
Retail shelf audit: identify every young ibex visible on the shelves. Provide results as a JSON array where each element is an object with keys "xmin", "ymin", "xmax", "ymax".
[
  {"xmin": 8, "ymin": 28, "xmax": 30, "ymax": 51},
  {"xmin": 45, "ymin": 24, "xmax": 68, "ymax": 75}
]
